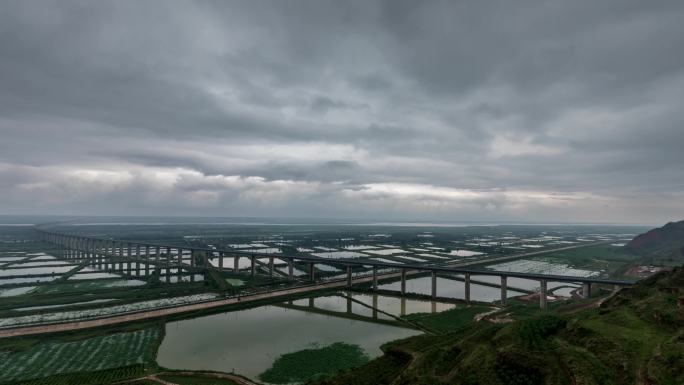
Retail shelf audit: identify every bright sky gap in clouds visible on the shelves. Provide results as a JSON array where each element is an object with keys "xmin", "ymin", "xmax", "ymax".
[{"xmin": 1, "ymin": 1, "xmax": 683, "ymax": 224}]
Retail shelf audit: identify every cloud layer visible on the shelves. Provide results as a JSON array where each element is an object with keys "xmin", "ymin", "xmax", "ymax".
[{"xmin": 1, "ymin": 1, "xmax": 683, "ymax": 224}]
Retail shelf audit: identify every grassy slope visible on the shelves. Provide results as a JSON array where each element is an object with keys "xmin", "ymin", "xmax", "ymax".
[
  {"xmin": 314, "ymin": 267, "xmax": 684, "ymax": 385},
  {"xmin": 626, "ymin": 220, "xmax": 684, "ymax": 266}
]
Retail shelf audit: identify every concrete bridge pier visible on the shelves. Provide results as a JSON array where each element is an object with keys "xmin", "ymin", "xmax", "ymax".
[
  {"xmin": 104, "ymin": 240, "xmax": 110, "ymax": 270},
  {"xmin": 582, "ymin": 283, "xmax": 591, "ymax": 298},
  {"xmin": 465, "ymin": 273, "xmax": 471, "ymax": 303},
  {"xmin": 144, "ymin": 245, "xmax": 150, "ymax": 276},
  {"xmin": 346, "ymin": 295, "xmax": 352, "ymax": 314},
  {"xmin": 268, "ymin": 257, "xmax": 274, "ymax": 278},
  {"xmin": 105, "ymin": 240, "xmax": 111, "ymax": 271},
  {"xmin": 400, "ymin": 297, "xmax": 406, "ymax": 316},
  {"xmin": 540, "ymin": 279, "xmax": 548, "ymax": 310},
  {"xmin": 118, "ymin": 243, "xmax": 125, "ymax": 273},
  {"xmin": 501, "ymin": 276, "xmax": 508, "ymax": 305},
  {"xmin": 86, "ymin": 239, "xmax": 92, "ymax": 263},
  {"xmin": 106, "ymin": 241, "xmax": 112, "ymax": 271},
  {"xmin": 431, "ymin": 270, "xmax": 437, "ymax": 299},
  {"xmin": 111, "ymin": 241, "xmax": 117, "ymax": 271},
  {"xmin": 372, "ymin": 266, "xmax": 378, "ymax": 291},
  {"xmin": 95, "ymin": 240, "xmax": 101, "ymax": 270},
  {"xmin": 181, "ymin": 248, "xmax": 188, "ymax": 282},
  {"xmin": 135, "ymin": 244, "xmax": 141, "ymax": 276},
  {"xmin": 186, "ymin": 248, "xmax": 192, "ymax": 268},
  {"xmin": 154, "ymin": 246, "xmax": 160, "ymax": 276},
  {"xmin": 165, "ymin": 247, "xmax": 171, "ymax": 283},
  {"xmin": 84, "ymin": 238, "xmax": 89, "ymax": 261},
  {"xmin": 308, "ymin": 297, "xmax": 314, "ymax": 307},
  {"xmin": 346, "ymin": 266, "xmax": 352, "ymax": 288},
  {"xmin": 104, "ymin": 241, "xmax": 109, "ymax": 271},
  {"xmin": 85, "ymin": 238, "xmax": 90, "ymax": 264},
  {"xmin": 400, "ymin": 268, "xmax": 407, "ymax": 294},
  {"xmin": 288, "ymin": 259, "xmax": 294, "ymax": 280},
  {"xmin": 101, "ymin": 241, "xmax": 107, "ymax": 271},
  {"xmin": 372, "ymin": 294, "xmax": 378, "ymax": 319},
  {"xmin": 127, "ymin": 243, "xmax": 132, "ymax": 276},
  {"xmin": 189, "ymin": 249, "xmax": 195, "ymax": 282},
  {"xmin": 218, "ymin": 251, "xmax": 224, "ymax": 270},
  {"xmin": 250, "ymin": 255, "xmax": 256, "ymax": 278},
  {"xmin": 234, "ymin": 255, "xmax": 240, "ymax": 273},
  {"xmin": 58, "ymin": 236, "xmax": 64, "ymax": 259},
  {"xmin": 309, "ymin": 262, "xmax": 315, "ymax": 281}
]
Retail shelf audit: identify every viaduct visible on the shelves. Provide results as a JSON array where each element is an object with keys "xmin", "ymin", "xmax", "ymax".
[{"xmin": 34, "ymin": 228, "xmax": 636, "ymax": 311}]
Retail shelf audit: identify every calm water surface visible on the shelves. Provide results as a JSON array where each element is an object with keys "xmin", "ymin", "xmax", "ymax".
[
  {"xmin": 156, "ymin": 302, "xmax": 422, "ymax": 381},
  {"xmin": 379, "ymin": 276, "xmax": 526, "ymax": 302}
]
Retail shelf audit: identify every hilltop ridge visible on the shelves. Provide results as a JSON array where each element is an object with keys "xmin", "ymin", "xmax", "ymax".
[{"xmin": 626, "ymin": 219, "xmax": 684, "ymax": 265}]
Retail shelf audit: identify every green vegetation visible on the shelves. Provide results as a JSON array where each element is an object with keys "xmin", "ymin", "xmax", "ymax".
[
  {"xmin": 626, "ymin": 219, "xmax": 684, "ymax": 266},
  {"xmin": 315, "ymin": 350, "xmax": 412, "ymax": 385},
  {"xmin": 315, "ymin": 266, "xmax": 684, "ymax": 385},
  {"xmin": 157, "ymin": 374, "xmax": 239, "ymax": 385},
  {"xmin": 402, "ymin": 305, "xmax": 493, "ymax": 333},
  {"xmin": 7, "ymin": 365, "xmax": 151, "ymax": 385},
  {"xmin": 258, "ymin": 342, "xmax": 370, "ymax": 384},
  {"xmin": 0, "ymin": 328, "xmax": 160, "ymax": 384},
  {"xmin": 119, "ymin": 380, "xmax": 160, "ymax": 385}
]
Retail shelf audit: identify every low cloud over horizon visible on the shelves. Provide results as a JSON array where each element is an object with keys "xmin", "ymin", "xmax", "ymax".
[{"xmin": 1, "ymin": 1, "xmax": 683, "ymax": 224}]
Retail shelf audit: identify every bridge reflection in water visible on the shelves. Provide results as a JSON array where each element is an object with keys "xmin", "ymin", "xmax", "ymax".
[{"xmin": 276, "ymin": 293, "xmax": 451, "ymax": 330}]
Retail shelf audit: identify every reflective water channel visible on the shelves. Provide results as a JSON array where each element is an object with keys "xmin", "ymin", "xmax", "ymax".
[{"xmin": 156, "ymin": 292, "xmax": 447, "ymax": 382}]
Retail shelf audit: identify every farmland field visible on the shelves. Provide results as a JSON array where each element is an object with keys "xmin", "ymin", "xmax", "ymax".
[{"xmin": 0, "ymin": 328, "xmax": 160, "ymax": 383}]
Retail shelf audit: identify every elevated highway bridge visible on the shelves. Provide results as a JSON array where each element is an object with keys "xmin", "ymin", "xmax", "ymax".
[
  {"xmin": 0, "ymin": 227, "xmax": 637, "ymax": 338},
  {"xmin": 34, "ymin": 228, "xmax": 635, "ymax": 307}
]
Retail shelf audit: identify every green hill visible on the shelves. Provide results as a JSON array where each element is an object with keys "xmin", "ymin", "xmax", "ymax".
[
  {"xmin": 315, "ymin": 267, "xmax": 684, "ymax": 385},
  {"xmin": 626, "ymin": 220, "xmax": 684, "ymax": 266}
]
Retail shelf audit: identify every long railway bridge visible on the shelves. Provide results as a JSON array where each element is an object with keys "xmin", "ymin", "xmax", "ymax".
[{"xmin": 34, "ymin": 228, "xmax": 635, "ymax": 310}]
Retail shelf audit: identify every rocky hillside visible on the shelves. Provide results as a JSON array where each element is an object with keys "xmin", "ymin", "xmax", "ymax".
[{"xmin": 626, "ymin": 220, "xmax": 684, "ymax": 264}]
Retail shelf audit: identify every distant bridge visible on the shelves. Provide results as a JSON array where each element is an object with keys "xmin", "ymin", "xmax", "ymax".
[{"xmin": 32, "ymin": 228, "xmax": 636, "ymax": 311}]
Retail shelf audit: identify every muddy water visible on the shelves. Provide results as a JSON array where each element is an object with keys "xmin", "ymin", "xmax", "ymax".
[{"xmin": 156, "ymin": 301, "xmax": 422, "ymax": 381}]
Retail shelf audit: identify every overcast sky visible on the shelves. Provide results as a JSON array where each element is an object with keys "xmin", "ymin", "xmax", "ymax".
[{"xmin": 1, "ymin": 1, "xmax": 683, "ymax": 224}]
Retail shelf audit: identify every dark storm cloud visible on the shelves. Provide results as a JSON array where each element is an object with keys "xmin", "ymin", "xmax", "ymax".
[{"xmin": 0, "ymin": 0, "xmax": 683, "ymax": 223}]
